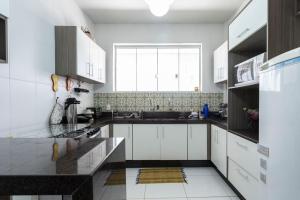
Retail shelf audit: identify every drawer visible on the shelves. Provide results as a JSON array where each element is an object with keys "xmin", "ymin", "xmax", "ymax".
[
  {"xmin": 228, "ymin": 159, "xmax": 258, "ymax": 200},
  {"xmin": 228, "ymin": 133, "xmax": 259, "ymax": 179},
  {"xmin": 229, "ymin": 0, "xmax": 267, "ymax": 50}
]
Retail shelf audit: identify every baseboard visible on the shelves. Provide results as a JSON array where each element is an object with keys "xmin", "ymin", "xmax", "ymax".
[
  {"xmin": 211, "ymin": 163, "xmax": 246, "ymax": 200},
  {"xmin": 126, "ymin": 160, "xmax": 213, "ymax": 168}
]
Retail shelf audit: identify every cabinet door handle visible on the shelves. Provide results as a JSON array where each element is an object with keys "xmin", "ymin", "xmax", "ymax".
[
  {"xmin": 156, "ymin": 126, "xmax": 159, "ymax": 139},
  {"xmin": 237, "ymin": 169, "xmax": 249, "ymax": 181},
  {"xmin": 237, "ymin": 28, "xmax": 250, "ymax": 38},
  {"xmin": 162, "ymin": 127, "xmax": 165, "ymax": 139},
  {"xmin": 236, "ymin": 142, "xmax": 248, "ymax": 151}
]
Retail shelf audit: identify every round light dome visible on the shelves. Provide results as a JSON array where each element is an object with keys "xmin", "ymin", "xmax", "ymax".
[{"xmin": 145, "ymin": 0, "xmax": 175, "ymax": 17}]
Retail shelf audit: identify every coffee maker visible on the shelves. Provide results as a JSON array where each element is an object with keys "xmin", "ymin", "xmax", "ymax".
[{"xmin": 65, "ymin": 98, "xmax": 80, "ymax": 124}]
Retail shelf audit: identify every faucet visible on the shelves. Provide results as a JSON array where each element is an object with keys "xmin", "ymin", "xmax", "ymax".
[
  {"xmin": 168, "ymin": 98, "xmax": 173, "ymax": 111},
  {"xmin": 149, "ymin": 99, "xmax": 156, "ymax": 111}
]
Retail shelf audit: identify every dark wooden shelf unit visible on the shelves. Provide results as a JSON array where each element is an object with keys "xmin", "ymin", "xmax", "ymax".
[
  {"xmin": 228, "ymin": 88, "xmax": 259, "ymax": 135},
  {"xmin": 227, "ymin": 26, "xmax": 266, "ymax": 142},
  {"xmin": 228, "ymin": 81, "xmax": 259, "ymax": 90},
  {"xmin": 228, "ymin": 129, "xmax": 259, "ymax": 143},
  {"xmin": 268, "ymin": 0, "xmax": 300, "ymax": 59}
]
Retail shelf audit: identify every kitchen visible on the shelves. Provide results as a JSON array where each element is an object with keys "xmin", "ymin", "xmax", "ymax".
[{"xmin": 0, "ymin": 0, "xmax": 299, "ymax": 200}]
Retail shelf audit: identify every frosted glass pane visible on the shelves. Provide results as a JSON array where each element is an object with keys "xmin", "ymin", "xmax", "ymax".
[
  {"xmin": 158, "ymin": 49, "xmax": 179, "ymax": 91},
  {"xmin": 179, "ymin": 48, "xmax": 200, "ymax": 91},
  {"xmin": 116, "ymin": 49, "xmax": 136, "ymax": 91},
  {"xmin": 137, "ymin": 49, "xmax": 157, "ymax": 91}
]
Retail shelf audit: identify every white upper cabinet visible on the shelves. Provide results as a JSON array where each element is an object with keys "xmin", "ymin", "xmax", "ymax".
[
  {"xmin": 0, "ymin": 0, "xmax": 9, "ymax": 17},
  {"xmin": 77, "ymin": 28, "xmax": 91, "ymax": 78},
  {"xmin": 55, "ymin": 26, "xmax": 106, "ymax": 84},
  {"xmin": 214, "ymin": 41, "xmax": 228, "ymax": 83},
  {"xmin": 98, "ymin": 47, "xmax": 106, "ymax": 83},
  {"xmin": 188, "ymin": 124, "xmax": 208, "ymax": 160},
  {"xmin": 229, "ymin": 0, "xmax": 267, "ymax": 50}
]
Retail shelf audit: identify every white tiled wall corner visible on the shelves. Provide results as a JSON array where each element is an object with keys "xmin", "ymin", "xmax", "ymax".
[{"xmin": 0, "ymin": 0, "xmax": 95, "ymax": 138}]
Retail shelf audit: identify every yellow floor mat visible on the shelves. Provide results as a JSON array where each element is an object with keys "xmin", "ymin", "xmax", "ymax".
[
  {"xmin": 137, "ymin": 168, "xmax": 187, "ymax": 184},
  {"xmin": 105, "ymin": 169, "xmax": 126, "ymax": 185}
]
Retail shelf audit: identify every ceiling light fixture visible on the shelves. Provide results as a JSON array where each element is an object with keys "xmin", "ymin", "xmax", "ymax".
[{"xmin": 145, "ymin": 0, "xmax": 175, "ymax": 17}]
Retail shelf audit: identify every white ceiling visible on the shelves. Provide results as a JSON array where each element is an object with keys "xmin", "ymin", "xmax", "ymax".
[{"xmin": 75, "ymin": 0, "xmax": 245, "ymax": 24}]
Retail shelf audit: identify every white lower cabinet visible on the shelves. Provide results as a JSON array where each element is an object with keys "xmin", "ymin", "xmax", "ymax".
[
  {"xmin": 113, "ymin": 124, "xmax": 133, "ymax": 160},
  {"xmin": 133, "ymin": 124, "xmax": 161, "ymax": 160},
  {"xmin": 227, "ymin": 132, "xmax": 259, "ymax": 179},
  {"xmin": 228, "ymin": 159, "xmax": 258, "ymax": 200},
  {"xmin": 133, "ymin": 124, "xmax": 189, "ymax": 160},
  {"xmin": 100, "ymin": 125, "xmax": 110, "ymax": 138},
  {"xmin": 188, "ymin": 124, "xmax": 208, "ymax": 160},
  {"xmin": 161, "ymin": 125, "xmax": 187, "ymax": 160},
  {"xmin": 211, "ymin": 125, "xmax": 227, "ymax": 177}
]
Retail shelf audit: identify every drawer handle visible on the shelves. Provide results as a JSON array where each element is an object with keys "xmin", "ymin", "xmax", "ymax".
[
  {"xmin": 237, "ymin": 169, "xmax": 249, "ymax": 181},
  {"xmin": 237, "ymin": 28, "xmax": 250, "ymax": 38},
  {"xmin": 236, "ymin": 142, "xmax": 248, "ymax": 151}
]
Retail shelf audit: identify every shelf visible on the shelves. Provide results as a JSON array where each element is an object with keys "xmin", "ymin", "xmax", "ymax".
[
  {"xmin": 228, "ymin": 129, "xmax": 259, "ymax": 143},
  {"xmin": 228, "ymin": 81, "xmax": 259, "ymax": 90}
]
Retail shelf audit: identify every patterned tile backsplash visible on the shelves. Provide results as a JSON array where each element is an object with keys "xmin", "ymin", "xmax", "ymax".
[{"xmin": 94, "ymin": 92, "xmax": 223, "ymax": 112}]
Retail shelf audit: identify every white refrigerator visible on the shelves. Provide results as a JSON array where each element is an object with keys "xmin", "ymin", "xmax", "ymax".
[{"xmin": 258, "ymin": 47, "xmax": 300, "ymax": 200}]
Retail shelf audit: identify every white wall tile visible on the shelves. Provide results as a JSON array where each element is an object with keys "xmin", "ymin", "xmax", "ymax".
[
  {"xmin": 4, "ymin": 0, "xmax": 95, "ymax": 137},
  {"xmin": 10, "ymin": 79, "xmax": 36, "ymax": 129},
  {"xmin": 36, "ymin": 83, "xmax": 56, "ymax": 125}
]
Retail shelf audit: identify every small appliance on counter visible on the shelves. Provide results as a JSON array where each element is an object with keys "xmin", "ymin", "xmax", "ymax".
[
  {"xmin": 234, "ymin": 52, "xmax": 266, "ymax": 86},
  {"xmin": 64, "ymin": 98, "xmax": 80, "ymax": 124},
  {"xmin": 218, "ymin": 103, "xmax": 228, "ymax": 119},
  {"xmin": 188, "ymin": 112, "xmax": 199, "ymax": 119},
  {"xmin": 201, "ymin": 104, "xmax": 209, "ymax": 119}
]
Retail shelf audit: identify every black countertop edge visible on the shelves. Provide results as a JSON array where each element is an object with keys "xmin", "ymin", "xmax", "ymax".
[
  {"xmin": 92, "ymin": 117, "xmax": 228, "ymax": 130},
  {"xmin": 92, "ymin": 117, "xmax": 261, "ymax": 143},
  {"xmin": 228, "ymin": 129, "xmax": 259, "ymax": 144}
]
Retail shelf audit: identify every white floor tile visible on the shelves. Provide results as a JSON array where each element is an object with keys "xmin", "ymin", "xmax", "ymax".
[
  {"xmin": 146, "ymin": 198, "xmax": 187, "ymax": 200},
  {"xmin": 184, "ymin": 175, "xmax": 232, "ymax": 198},
  {"xmin": 145, "ymin": 183, "xmax": 187, "ymax": 199},
  {"xmin": 184, "ymin": 167, "xmax": 218, "ymax": 176},
  {"xmin": 127, "ymin": 176, "xmax": 146, "ymax": 199},
  {"xmin": 126, "ymin": 168, "xmax": 140, "ymax": 177},
  {"xmin": 188, "ymin": 197, "xmax": 231, "ymax": 200},
  {"xmin": 188, "ymin": 198, "xmax": 231, "ymax": 200}
]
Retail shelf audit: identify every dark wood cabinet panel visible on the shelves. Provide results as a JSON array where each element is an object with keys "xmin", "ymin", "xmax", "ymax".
[
  {"xmin": 268, "ymin": 0, "xmax": 300, "ymax": 59},
  {"xmin": 0, "ymin": 16, "xmax": 7, "ymax": 63}
]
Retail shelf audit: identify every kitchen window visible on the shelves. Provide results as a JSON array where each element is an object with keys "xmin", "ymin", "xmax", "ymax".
[{"xmin": 114, "ymin": 44, "xmax": 202, "ymax": 92}]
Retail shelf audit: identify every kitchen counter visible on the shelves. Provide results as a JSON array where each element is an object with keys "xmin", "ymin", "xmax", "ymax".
[
  {"xmin": 92, "ymin": 116, "xmax": 228, "ymax": 130},
  {"xmin": 0, "ymin": 137, "xmax": 126, "ymax": 199}
]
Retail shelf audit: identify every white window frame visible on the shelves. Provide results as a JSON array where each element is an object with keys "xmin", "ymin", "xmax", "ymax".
[{"xmin": 113, "ymin": 43, "xmax": 203, "ymax": 92}]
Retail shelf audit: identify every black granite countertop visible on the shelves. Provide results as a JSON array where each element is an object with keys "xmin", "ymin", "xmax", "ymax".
[
  {"xmin": 0, "ymin": 137, "xmax": 124, "ymax": 176},
  {"xmin": 92, "ymin": 116, "xmax": 228, "ymax": 130}
]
